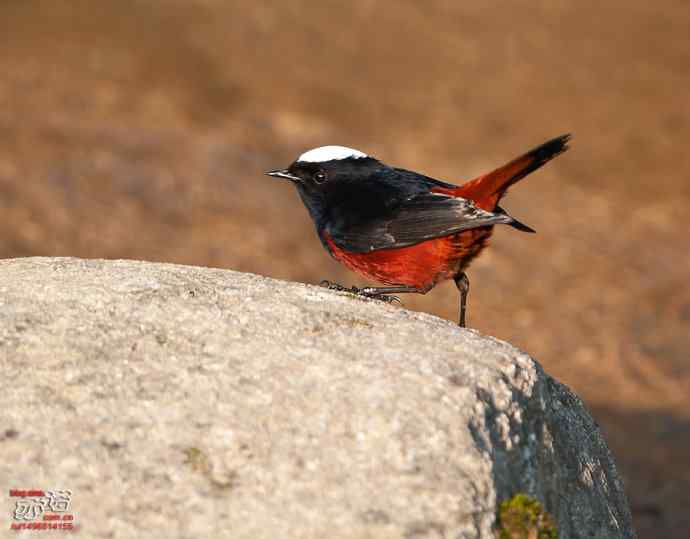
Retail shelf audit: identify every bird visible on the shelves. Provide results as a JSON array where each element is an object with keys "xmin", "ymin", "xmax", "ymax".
[{"xmin": 266, "ymin": 134, "xmax": 570, "ymax": 327}]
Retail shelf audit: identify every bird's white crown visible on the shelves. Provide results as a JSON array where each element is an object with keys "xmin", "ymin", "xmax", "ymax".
[{"xmin": 297, "ymin": 145, "xmax": 368, "ymax": 163}]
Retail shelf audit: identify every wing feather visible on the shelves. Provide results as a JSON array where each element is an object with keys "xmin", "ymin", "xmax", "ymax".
[{"xmin": 328, "ymin": 192, "xmax": 512, "ymax": 252}]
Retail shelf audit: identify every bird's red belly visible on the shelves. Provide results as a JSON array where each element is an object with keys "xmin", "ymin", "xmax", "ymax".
[{"xmin": 324, "ymin": 229, "xmax": 492, "ymax": 291}]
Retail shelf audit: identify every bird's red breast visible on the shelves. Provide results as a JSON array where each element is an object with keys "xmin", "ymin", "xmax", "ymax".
[{"xmin": 323, "ymin": 226, "xmax": 492, "ymax": 291}]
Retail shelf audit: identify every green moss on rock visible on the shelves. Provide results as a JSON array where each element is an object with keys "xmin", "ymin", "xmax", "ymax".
[{"xmin": 497, "ymin": 494, "xmax": 557, "ymax": 539}]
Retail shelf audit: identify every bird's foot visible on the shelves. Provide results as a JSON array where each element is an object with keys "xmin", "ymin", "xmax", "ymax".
[
  {"xmin": 358, "ymin": 287, "xmax": 402, "ymax": 304},
  {"xmin": 319, "ymin": 281, "xmax": 401, "ymax": 304}
]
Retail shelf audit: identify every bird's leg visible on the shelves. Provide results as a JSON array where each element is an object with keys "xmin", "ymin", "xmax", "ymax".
[
  {"xmin": 454, "ymin": 272, "xmax": 470, "ymax": 327},
  {"xmin": 320, "ymin": 281, "xmax": 420, "ymax": 303},
  {"xmin": 357, "ymin": 285, "xmax": 423, "ymax": 304}
]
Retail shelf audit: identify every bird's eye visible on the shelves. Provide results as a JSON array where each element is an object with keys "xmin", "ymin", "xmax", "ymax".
[{"xmin": 313, "ymin": 170, "xmax": 327, "ymax": 184}]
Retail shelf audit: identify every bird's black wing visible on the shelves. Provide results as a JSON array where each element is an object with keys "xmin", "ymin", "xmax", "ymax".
[{"xmin": 328, "ymin": 192, "xmax": 513, "ymax": 253}]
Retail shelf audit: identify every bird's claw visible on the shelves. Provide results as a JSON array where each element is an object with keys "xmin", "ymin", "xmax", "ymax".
[
  {"xmin": 320, "ymin": 280, "xmax": 349, "ymax": 292},
  {"xmin": 320, "ymin": 280, "xmax": 359, "ymax": 294}
]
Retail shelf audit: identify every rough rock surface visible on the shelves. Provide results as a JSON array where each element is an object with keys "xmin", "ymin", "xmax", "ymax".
[{"xmin": 0, "ymin": 258, "xmax": 634, "ymax": 538}]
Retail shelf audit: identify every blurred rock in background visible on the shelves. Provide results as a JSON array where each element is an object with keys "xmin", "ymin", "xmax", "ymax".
[{"xmin": 0, "ymin": 2, "xmax": 687, "ymax": 537}]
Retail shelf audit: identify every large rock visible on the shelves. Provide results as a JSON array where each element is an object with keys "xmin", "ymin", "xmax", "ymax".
[{"xmin": 0, "ymin": 258, "xmax": 634, "ymax": 538}]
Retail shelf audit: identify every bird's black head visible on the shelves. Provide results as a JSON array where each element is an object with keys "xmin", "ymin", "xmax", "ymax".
[{"xmin": 265, "ymin": 146, "xmax": 389, "ymax": 226}]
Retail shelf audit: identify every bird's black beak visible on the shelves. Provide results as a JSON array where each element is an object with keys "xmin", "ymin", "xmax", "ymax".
[{"xmin": 265, "ymin": 169, "xmax": 301, "ymax": 182}]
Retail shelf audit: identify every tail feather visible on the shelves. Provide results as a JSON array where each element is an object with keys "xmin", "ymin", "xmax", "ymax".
[{"xmin": 457, "ymin": 134, "xmax": 571, "ymax": 210}]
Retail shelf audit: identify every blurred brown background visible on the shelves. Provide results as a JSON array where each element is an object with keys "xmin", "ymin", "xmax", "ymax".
[{"xmin": 1, "ymin": 1, "xmax": 688, "ymax": 536}]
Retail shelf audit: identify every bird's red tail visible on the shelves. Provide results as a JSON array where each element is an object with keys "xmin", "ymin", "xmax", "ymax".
[{"xmin": 454, "ymin": 134, "xmax": 571, "ymax": 210}]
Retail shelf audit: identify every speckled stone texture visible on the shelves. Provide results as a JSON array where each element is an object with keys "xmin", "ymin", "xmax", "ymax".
[{"xmin": 0, "ymin": 258, "xmax": 634, "ymax": 538}]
